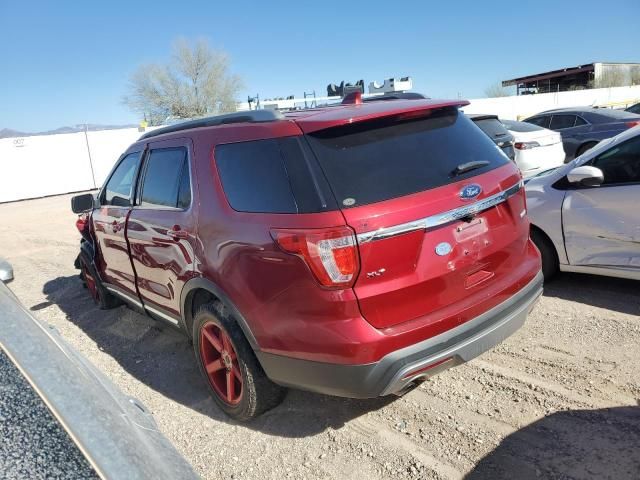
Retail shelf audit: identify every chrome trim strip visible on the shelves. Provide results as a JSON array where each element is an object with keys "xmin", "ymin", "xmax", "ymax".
[
  {"xmin": 356, "ymin": 181, "xmax": 523, "ymax": 243},
  {"xmin": 144, "ymin": 304, "xmax": 180, "ymax": 326},
  {"xmin": 104, "ymin": 285, "xmax": 143, "ymax": 309}
]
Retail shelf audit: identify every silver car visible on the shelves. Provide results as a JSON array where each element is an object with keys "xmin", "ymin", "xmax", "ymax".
[{"xmin": 525, "ymin": 126, "xmax": 640, "ymax": 281}]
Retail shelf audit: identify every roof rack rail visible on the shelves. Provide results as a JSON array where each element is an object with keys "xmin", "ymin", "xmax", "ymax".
[
  {"xmin": 363, "ymin": 92, "xmax": 429, "ymax": 102},
  {"xmin": 138, "ymin": 110, "xmax": 285, "ymax": 140}
]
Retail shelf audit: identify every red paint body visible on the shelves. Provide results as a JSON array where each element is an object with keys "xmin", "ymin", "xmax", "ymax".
[{"xmin": 88, "ymin": 99, "xmax": 541, "ymax": 369}]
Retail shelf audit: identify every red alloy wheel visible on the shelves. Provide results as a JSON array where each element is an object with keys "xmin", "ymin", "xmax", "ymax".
[
  {"xmin": 82, "ymin": 262, "xmax": 100, "ymax": 303},
  {"xmin": 199, "ymin": 322, "xmax": 243, "ymax": 405}
]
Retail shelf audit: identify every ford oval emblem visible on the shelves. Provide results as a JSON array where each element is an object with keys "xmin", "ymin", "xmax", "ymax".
[
  {"xmin": 460, "ymin": 184, "xmax": 482, "ymax": 201},
  {"xmin": 435, "ymin": 242, "xmax": 452, "ymax": 256}
]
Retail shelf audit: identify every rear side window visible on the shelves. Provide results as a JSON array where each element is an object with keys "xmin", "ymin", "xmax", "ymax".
[
  {"xmin": 305, "ymin": 108, "xmax": 509, "ymax": 208},
  {"xmin": 216, "ymin": 140, "xmax": 297, "ymax": 213},
  {"xmin": 550, "ymin": 115, "xmax": 576, "ymax": 130},
  {"xmin": 527, "ymin": 116, "xmax": 551, "ymax": 129},
  {"xmin": 215, "ymin": 138, "xmax": 336, "ymax": 214},
  {"xmin": 574, "ymin": 116, "xmax": 588, "ymax": 126},
  {"xmin": 140, "ymin": 147, "xmax": 190, "ymax": 208},
  {"xmin": 103, "ymin": 152, "xmax": 140, "ymax": 206}
]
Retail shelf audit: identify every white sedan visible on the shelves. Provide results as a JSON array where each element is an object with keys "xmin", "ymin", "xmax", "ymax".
[
  {"xmin": 502, "ymin": 119, "xmax": 566, "ymax": 178},
  {"xmin": 525, "ymin": 126, "xmax": 640, "ymax": 281}
]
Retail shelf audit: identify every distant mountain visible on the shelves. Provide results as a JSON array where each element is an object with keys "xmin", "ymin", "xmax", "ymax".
[{"xmin": 0, "ymin": 124, "xmax": 138, "ymax": 139}]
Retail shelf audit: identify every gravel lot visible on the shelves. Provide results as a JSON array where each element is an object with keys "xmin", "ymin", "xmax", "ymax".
[{"xmin": 1, "ymin": 193, "xmax": 638, "ymax": 480}]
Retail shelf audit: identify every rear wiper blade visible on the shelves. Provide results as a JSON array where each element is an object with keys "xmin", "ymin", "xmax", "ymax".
[{"xmin": 451, "ymin": 160, "xmax": 490, "ymax": 176}]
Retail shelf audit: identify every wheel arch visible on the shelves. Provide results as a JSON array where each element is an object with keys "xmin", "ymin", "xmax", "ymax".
[
  {"xmin": 530, "ymin": 223, "xmax": 561, "ymax": 263},
  {"xmin": 180, "ymin": 277, "xmax": 259, "ymax": 351}
]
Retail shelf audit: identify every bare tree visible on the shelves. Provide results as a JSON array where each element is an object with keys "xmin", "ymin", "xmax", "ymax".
[
  {"xmin": 484, "ymin": 81, "xmax": 511, "ymax": 98},
  {"xmin": 123, "ymin": 38, "xmax": 243, "ymax": 125}
]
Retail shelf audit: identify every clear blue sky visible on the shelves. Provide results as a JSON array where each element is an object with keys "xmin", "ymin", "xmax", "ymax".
[{"xmin": 1, "ymin": 0, "xmax": 638, "ymax": 132}]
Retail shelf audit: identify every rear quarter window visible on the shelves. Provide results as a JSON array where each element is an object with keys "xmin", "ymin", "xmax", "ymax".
[
  {"xmin": 214, "ymin": 138, "xmax": 336, "ymax": 214},
  {"xmin": 215, "ymin": 140, "xmax": 297, "ymax": 213}
]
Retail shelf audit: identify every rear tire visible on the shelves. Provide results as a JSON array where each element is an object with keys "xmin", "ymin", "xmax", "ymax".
[
  {"xmin": 193, "ymin": 302, "xmax": 286, "ymax": 421},
  {"xmin": 530, "ymin": 228, "xmax": 559, "ymax": 281},
  {"xmin": 79, "ymin": 253, "xmax": 121, "ymax": 310}
]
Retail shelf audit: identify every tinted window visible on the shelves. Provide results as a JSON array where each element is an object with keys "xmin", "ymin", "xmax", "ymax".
[
  {"xmin": 591, "ymin": 136, "xmax": 640, "ymax": 185},
  {"xmin": 140, "ymin": 148, "xmax": 187, "ymax": 208},
  {"xmin": 177, "ymin": 163, "xmax": 191, "ymax": 209},
  {"xmin": 627, "ymin": 103, "xmax": 640, "ymax": 115},
  {"xmin": 550, "ymin": 115, "xmax": 576, "ymax": 130},
  {"xmin": 103, "ymin": 152, "xmax": 140, "ymax": 206},
  {"xmin": 215, "ymin": 139, "xmax": 297, "ymax": 213},
  {"xmin": 472, "ymin": 118, "xmax": 509, "ymax": 139},
  {"xmin": 574, "ymin": 116, "xmax": 588, "ymax": 126},
  {"xmin": 502, "ymin": 119, "xmax": 544, "ymax": 132},
  {"xmin": 306, "ymin": 108, "xmax": 509, "ymax": 208},
  {"xmin": 526, "ymin": 116, "xmax": 551, "ymax": 129}
]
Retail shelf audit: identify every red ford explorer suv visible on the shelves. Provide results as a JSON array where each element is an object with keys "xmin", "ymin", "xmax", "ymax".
[{"xmin": 71, "ymin": 95, "xmax": 542, "ymax": 420}]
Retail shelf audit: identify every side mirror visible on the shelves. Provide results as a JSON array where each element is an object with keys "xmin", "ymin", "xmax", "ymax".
[
  {"xmin": 71, "ymin": 193, "xmax": 95, "ymax": 213},
  {"xmin": 0, "ymin": 259, "xmax": 14, "ymax": 283},
  {"xmin": 567, "ymin": 166, "xmax": 604, "ymax": 187}
]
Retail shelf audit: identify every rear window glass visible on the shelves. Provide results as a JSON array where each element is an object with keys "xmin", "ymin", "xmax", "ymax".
[
  {"xmin": 501, "ymin": 119, "xmax": 544, "ymax": 132},
  {"xmin": 306, "ymin": 108, "xmax": 509, "ymax": 208},
  {"xmin": 472, "ymin": 118, "xmax": 510, "ymax": 139},
  {"xmin": 593, "ymin": 108, "xmax": 640, "ymax": 120}
]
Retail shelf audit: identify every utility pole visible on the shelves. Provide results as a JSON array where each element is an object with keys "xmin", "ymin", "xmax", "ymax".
[{"xmin": 79, "ymin": 123, "xmax": 97, "ymax": 189}]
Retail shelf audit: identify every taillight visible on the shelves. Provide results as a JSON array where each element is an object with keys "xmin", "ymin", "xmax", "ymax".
[
  {"xmin": 76, "ymin": 214, "xmax": 88, "ymax": 234},
  {"xmin": 625, "ymin": 120, "xmax": 640, "ymax": 128},
  {"xmin": 271, "ymin": 227, "xmax": 360, "ymax": 288},
  {"xmin": 514, "ymin": 141, "xmax": 540, "ymax": 150}
]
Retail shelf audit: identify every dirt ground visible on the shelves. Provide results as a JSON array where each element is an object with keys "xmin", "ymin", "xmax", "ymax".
[{"xmin": 0, "ymin": 192, "xmax": 638, "ymax": 480}]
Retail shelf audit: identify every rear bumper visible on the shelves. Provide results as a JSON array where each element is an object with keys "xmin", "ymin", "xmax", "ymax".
[{"xmin": 257, "ymin": 270, "xmax": 543, "ymax": 398}]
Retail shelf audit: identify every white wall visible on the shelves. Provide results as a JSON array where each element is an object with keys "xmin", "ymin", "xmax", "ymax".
[
  {"xmin": 86, "ymin": 127, "xmax": 149, "ymax": 185},
  {"xmin": 0, "ymin": 133, "xmax": 94, "ymax": 203},
  {"xmin": 0, "ymin": 127, "xmax": 159, "ymax": 203},
  {"xmin": 463, "ymin": 85, "xmax": 640, "ymax": 120},
  {"xmin": 1, "ymin": 85, "xmax": 639, "ymax": 203}
]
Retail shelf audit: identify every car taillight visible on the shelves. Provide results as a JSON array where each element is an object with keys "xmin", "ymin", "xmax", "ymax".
[
  {"xmin": 271, "ymin": 227, "xmax": 360, "ymax": 288},
  {"xmin": 514, "ymin": 141, "xmax": 540, "ymax": 150},
  {"xmin": 625, "ymin": 120, "xmax": 640, "ymax": 128},
  {"xmin": 76, "ymin": 214, "xmax": 88, "ymax": 234}
]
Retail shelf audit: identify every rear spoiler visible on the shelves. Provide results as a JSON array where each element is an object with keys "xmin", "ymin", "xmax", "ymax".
[{"xmin": 293, "ymin": 99, "xmax": 470, "ymax": 133}]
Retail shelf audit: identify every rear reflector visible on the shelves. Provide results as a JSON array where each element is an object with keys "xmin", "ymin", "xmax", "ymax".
[
  {"xmin": 75, "ymin": 215, "xmax": 88, "ymax": 234},
  {"xmin": 271, "ymin": 227, "xmax": 360, "ymax": 288},
  {"xmin": 625, "ymin": 120, "xmax": 640, "ymax": 129},
  {"xmin": 402, "ymin": 357, "xmax": 454, "ymax": 380}
]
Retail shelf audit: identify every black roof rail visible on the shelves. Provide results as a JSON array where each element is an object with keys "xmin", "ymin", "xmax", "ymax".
[
  {"xmin": 363, "ymin": 92, "xmax": 429, "ymax": 102},
  {"xmin": 138, "ymin": 110, "xmax": 285, "ymax": 140}
]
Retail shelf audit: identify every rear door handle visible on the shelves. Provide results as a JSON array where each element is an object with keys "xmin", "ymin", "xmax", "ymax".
[{"xmin": 167, "ymin": 226, "xmax": 189, "ymax": 240}]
